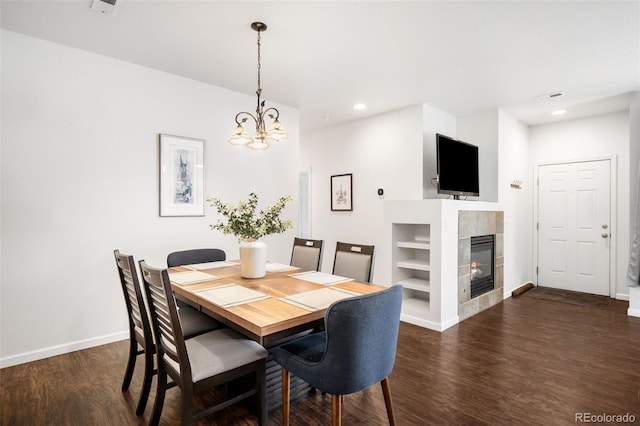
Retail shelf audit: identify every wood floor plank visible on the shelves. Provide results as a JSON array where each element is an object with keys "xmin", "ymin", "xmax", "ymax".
[{"xmin": 2, "ymin": 296, "xmax": 638, "ymax": 425}]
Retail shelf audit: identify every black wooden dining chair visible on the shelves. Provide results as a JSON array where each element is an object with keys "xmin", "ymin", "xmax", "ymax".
[
  {"xmin": 113, "ymin": 250, "xmax": 219, "ymax": 416},
  {"xmin": 332, "ymin": 241, "xmax": 375, "ymax": 283},
  {"xmin": 290, "ymin": 237, "xmax": 324, "ymax": 271},
  {"xmin": 271, "ymin": 285, "xmax": 403, "ymax": 426},
  {"xmin": 139, "ymin": 260, "xmax": 268, "ymax": 426}
]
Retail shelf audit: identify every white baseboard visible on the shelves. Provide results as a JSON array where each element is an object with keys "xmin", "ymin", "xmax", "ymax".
[
  {"xmin": 615, "ymin": 293, "xmax": 630, "ymax": 301},
  {"xmin": 400, "ymin": 314, "xmax": 459, "ymax": 332},
  {"xmin": 0, "ymin": 330, "xmax": 128, "ymax": 369},
  {"xmin": 504, "ymin": 281, "xmax": 535, "ymax": 299},
  {"xmin": 628, "ymin": 286, "xmax": 640, "ymax": 317},
  {"xmin": 439, "ymin": 316, "xmax": 460, "ymax": 331}
]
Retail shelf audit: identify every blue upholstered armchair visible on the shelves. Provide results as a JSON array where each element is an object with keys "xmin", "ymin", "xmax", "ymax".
[{"xmin": 271, "ymin": 285, "xmax": 403, "ymax": 425}]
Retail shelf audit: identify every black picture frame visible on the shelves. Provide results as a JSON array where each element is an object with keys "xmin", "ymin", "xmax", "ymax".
[{"xmin": 331, "ymin": 173, "xmax": 353, "ymax": 211}]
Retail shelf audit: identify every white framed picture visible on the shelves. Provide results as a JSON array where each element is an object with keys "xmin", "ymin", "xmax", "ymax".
[{"xmin": 159, "ymin": 134, "xmax": 205, "ymax": 217}]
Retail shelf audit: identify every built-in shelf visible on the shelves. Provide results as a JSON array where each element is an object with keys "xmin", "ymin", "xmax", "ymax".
[
  {"xmin": 401, "ymin": 297, "xmax": 430, "ymax": 318},
  {"xmin": 397, "ymin": 259, "xmax": 430, "ymax": 271},
  {"xmin": 397, "ymin": 240, "xmax": 430, "ymax": 250},
  {"xmin": 390, "ymin": 222, "xmax": 432, "ymax": 325},
  {"xmin": 397, "ymin": 278, "xmax": 430, "ymax": 292}
]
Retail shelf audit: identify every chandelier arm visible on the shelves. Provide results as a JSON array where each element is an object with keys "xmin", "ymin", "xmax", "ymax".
[
  {"xmin": 235, "ymin": 111, "xmax": 257, "ymax": 126},
  {"xmin": 262, "ymin": 107, "xmax": 280, "ymax": 120}
]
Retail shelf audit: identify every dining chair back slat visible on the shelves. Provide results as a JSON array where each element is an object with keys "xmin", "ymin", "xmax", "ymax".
[{"xmin": 140, "ymin": 265, "xmax": 185, "ymax": 368}]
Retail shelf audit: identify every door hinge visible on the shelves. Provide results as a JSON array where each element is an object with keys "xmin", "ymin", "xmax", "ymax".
[
  {"xmin": 536, "ymin": 266, "xmax": 539, "ymax": 275},
  {"xmin": 537, "ymin": 222, "xmax": 539, "ymax": 230}
]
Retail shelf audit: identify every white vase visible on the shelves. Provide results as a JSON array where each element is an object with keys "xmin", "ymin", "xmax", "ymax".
[{"xmin": 239, "ymin": 239, "xmax": 267, "ymax": 279}]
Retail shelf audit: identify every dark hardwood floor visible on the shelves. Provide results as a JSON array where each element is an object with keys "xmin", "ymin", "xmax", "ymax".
[{"xmin": 2, "ymin": 295, "xmax": 639, "ymax": 425}]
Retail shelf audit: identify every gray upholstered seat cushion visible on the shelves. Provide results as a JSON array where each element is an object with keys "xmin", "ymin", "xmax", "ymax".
[
  {"xmin": 178, "ymin": 307, "xmax": 220, "ymax": 338},
  {"xmin": 333, "ymin": 251, "xmax": 372, "ymax": 283},
  {"xmin": 166, "ymin": 328, "xmax": 268, "ymax": 382}
]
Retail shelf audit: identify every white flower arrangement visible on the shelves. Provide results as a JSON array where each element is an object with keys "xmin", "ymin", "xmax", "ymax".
[{"xmin": 207, "ymin": 190, "xmax": 292, "ymax": 241}]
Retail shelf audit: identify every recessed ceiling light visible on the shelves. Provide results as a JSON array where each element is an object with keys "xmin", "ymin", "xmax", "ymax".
[
  {"xmin": 353, "ymin": 103, "xmax": 367, "ymax": 111},
  {"xmin": 552, "ymin": 109, "xmax": 567, "ymax": 116}
]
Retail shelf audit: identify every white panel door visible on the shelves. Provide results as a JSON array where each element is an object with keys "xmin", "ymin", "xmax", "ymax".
[{"xmin": 537, "ymin": 160, "xmax": 611, "ymax": 296}]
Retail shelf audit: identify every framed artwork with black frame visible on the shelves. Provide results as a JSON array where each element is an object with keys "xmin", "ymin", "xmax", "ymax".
[
  {"xmin": 331, "ymin": 173, "xmax": 352, "ymax": 211},
  {"xmin": 159, "ymin": 134, "xmax": 205, "ymax": 217}
]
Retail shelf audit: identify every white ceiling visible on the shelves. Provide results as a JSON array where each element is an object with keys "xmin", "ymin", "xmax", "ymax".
[{"xmin": 2, "ymin": 0, "xmax": 639, "ymax": 133}]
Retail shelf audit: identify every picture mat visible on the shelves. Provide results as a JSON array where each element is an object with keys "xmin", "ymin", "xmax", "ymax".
[{"xmin": 159, "ymin": 134, "xmax": 205, "ymax": 216}]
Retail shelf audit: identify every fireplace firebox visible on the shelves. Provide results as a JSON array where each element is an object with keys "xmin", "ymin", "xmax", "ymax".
[{"xmin": 470, "ymin": 235, "xmax": 495, "ymax": 299}]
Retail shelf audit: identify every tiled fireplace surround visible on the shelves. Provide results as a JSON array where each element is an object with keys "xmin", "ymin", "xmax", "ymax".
[{"xmin": 458, "ymin": 210, "xmax": 504, "ymax": 321}]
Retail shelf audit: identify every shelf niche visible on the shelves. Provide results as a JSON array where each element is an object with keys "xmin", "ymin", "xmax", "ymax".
[{"xmin": 391, "ymin": 223, "xmax": 431, "ymax": 326}]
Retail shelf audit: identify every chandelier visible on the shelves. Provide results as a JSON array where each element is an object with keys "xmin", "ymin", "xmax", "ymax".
[{"xmin": 229, "ymin": 22, "xmax": 288, "ymax": 150}]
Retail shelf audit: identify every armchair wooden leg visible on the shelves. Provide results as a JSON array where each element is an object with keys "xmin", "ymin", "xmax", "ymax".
[
  {"xmin": 381, "ymin": 377, "xmax": 396, "ymax": 426},
  {"xmin": 282, "ymin": 368, "xmax": 290, "ymax": 426},
  {"xmin": 331, "ymin": 394, "xmax": 342, "ymax": 426}
]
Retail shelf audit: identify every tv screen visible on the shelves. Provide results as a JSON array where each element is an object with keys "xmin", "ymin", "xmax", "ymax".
[{"xmin": 436, "ymin": 133, "xmax": 479, "ymax": 198}]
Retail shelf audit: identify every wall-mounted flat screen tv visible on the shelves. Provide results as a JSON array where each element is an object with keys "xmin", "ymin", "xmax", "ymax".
[{"xmin": 436, "ymin": 133, "xmax": 479, "ymax": 198}]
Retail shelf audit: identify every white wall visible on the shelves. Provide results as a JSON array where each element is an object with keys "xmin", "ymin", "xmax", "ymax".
[
  {"xmin": 422, "ymin": 104, "xmax": 457, "ymax": 198},
  {"xmin": 0, "ymin": 31, "xmax": 300, "ymax": 367},
  {"xmin": 457, "ymin": 110, "xmax": 500, "ymax": 202},
  {"xmin": 301, "ymin": 105, "xmax": 424, "ymax": 284},
  {"xmin": 530, "ymin": 111, "xmax": 631, "ymax": 298},
  {"xmin": 498, "ymin": 110, "xmax": 533, "ymax": 293}
]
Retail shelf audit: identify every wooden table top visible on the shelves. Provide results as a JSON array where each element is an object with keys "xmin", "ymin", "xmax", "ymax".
[{"xmin": 170, "ymin": 262, "xmax": 386, "ymax": 346}]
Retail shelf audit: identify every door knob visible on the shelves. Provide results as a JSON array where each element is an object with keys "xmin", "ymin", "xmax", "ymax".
[
  {"xmin": 601, "ymin": 233, "xmax": 609, "ymax": 238},
  {"xmin": 602, "ymin": 224, "xmax": 608, "ymax": 229}
]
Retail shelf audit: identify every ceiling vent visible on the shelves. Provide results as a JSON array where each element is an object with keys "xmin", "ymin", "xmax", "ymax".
[
  {"xmin": 90, "ymin": 0, "xmax": 121, "ymax": 16},
  {"xmin": 534, "ymin": 92, "xmax": 564, "ymax": 101}
]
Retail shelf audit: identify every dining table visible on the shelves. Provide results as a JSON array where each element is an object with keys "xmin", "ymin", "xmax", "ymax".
[
  {"xmin": 168, "ymin": 260, "xmax": 386, "ymax": 346},
  {"xmin": 168, "ymin": 260, "xmax": 389, "ymax": 411}
]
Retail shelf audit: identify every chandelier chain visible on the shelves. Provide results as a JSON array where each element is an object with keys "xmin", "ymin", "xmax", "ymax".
[{"xmin": 256, "ymin": 29, "xmax": 262, "ymax": 95}]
